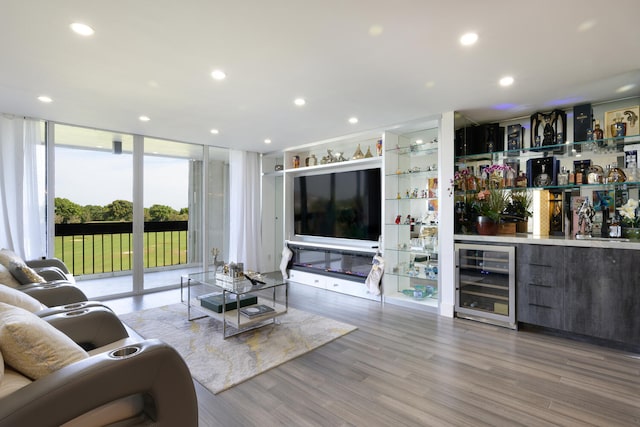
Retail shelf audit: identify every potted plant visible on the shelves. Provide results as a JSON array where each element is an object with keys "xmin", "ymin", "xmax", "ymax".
[
  {"xmin": 617, "ymin": 198, "xmax": 640, "ymax": 240},
  {"xmin": 504, "ymin": 189, "xmax": 533, "ymax": 233},
  {"xmin": 473, "ymin": 188, "xmax": 509, "ymax": 235}
]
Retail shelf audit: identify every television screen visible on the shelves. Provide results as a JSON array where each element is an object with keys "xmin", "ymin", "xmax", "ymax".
[{"xmin": 294, "ymin": 168, "xmax": 381, "ymax": 241}]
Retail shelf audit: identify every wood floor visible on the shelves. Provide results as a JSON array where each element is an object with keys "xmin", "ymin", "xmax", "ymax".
[{"xmin": 108, "ymin": 283, "xmax": 640, "ymax": 427}]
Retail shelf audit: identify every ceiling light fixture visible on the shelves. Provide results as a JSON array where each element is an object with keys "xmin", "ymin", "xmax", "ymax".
[
  {"xmin": 499, "ymin": 76, "xmax": 514, "ymax": 87},
  {"xmin": 348, "ymin": 117, "xmax": 359, "ymax": 124},
  {"xmin": 616, "ymin": 84, "xmax": 636, "ymax": 93},
  {"xmin": 416, "ymin": 139, "xmax": 424, "ymax": 144},
  {"xmin": 210, "ymin": 129, "xmax": 219, "ymax": 134},
  {"xmin": 460, "ymin": 32, "xmax": 478, "ymax": 46},
  {"xmin": 37, "ymin": 95, "xmax": 52, "ymax": 103},
  {"xmin": 211, "ymin": 70, "xmax": 226, "ymax": 80},
  {"xmin": 264, "ymin": 139, "xmax": 272, "ymax": 144},
  {"xmin": 139, "ymin": 115, "xmax": 150, "ymax": 122},
  {"xmin": 70, "ymin": 22, "xmax": 95, "ymax": 36},
  {"xmin": 294, "ymin": 98, "xmax": 306, "ymax": 106}
]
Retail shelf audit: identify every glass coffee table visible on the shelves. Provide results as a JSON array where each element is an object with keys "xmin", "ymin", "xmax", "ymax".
[{"xmin": 182, "ymin": 271, "xmax": 288, "ymax": 339}]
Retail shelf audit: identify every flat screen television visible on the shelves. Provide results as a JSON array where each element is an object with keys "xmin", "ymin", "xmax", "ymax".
[{"xmin": 294, "ymin": 168, "xmax": 381, "ymax": 242}]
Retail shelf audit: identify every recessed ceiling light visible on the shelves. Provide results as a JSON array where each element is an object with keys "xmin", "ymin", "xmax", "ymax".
[
  {"xmin": 211, "ymin": 70, "xmax": 226, "ymax": 80},
  {"xmin": 416, "ymin": 139, "xmax": 424, "ymax": 144},
  {"xmin": 210, "ymin": 129, "xmax": 219, "ymax": 134},
  {"xmin": 264, "ymin": 139, "xmax": 272, "ymax": 144},
  {"xmin": 348, "ymin": 117, "xmax": 359, "ymax": 124},
  {"xmin": 139, "ymin": 116, "xmax": 150, "ymax": 122},
  {"xmin": 616, "ymin": 83, "xmax": 636, "ymax": 93},
  {"xmin": 294, "ymin": 98, "xmax": 306, "ymax": 106},
  {"xmin": 37, "ymin": 95, "xmax": 52, "ymax": 103},
  {"xmin": 460, "ymin": 32, "xmax": 478, "ymax": 46},
  {"xmin": 499, "ymin": 76, "xmax": 514, "ymax": 87},
  {"xmin": 369, "ymin": 25, "xmax": 384, "ymax": 37},
  {"xmin": 70, "ymin": 22, "xmax": 95, "ymax": 36}
]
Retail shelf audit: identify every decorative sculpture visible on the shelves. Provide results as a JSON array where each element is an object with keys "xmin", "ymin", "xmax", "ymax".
[{"xmin": 577, "ymin": 197, "xmax": 595, "ymax": 238}]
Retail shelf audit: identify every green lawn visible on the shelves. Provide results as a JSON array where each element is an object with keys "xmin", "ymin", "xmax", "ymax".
[{"xmin": 55, "ymin": 231, "xmax": 188, "ymax": 276}]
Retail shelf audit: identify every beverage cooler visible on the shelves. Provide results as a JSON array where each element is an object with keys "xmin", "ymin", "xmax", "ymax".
[{"xmin": 455, "ymin": 243, "xmax": 516, "ymax": 329}]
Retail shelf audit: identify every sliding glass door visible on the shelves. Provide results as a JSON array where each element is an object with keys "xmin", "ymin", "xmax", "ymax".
[
  {"xmin": 53, "ymin": 124, "xmax": 134, "ymax": 298},
  {"xmin": 142, "ymin": 137, "xmax": 204, "ymax": 290}
]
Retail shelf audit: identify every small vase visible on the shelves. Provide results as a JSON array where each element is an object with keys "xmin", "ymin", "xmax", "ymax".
[
  {"xmin": 476, "ymin": 216, "xmax": 498, "ymax": 236},
  {"xmin": 622, "ymin": 227, "xmax": 640, "ymax": 241}
]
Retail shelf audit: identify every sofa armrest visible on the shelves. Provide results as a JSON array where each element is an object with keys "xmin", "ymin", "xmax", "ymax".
[
  {"xmin": 42, "ymin": 305, "xmax": 129, "ymax": 349},
  {"xmin": 0, "ymin": 339, "xmax": 198, "ymax": 427},
  {"xmin": 31, "ymin": 266, "xmax": 68, "ymax": 281},
  {"xmin": 21, "ymin": 282, "xmax": 87, "ymax": 306},
  {"xmin": 37, "ymin": 300, "xmax": 109, "ymax": 317},
  {"xmin": 26, "ymin": 258, "xmax": 71, "ymax": 275}
]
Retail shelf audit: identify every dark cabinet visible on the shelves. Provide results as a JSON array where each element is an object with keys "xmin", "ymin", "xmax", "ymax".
[
  {"xmin": 515, "ymin": 243, "xmax": 640, "ymax": 348},
  {"xmin": 516, "ymin": 244, "xmax": 564, "ymax": 330},
  {"xmin": 564, "ymin": 247, "xmax": 640, "ymax": 346}
]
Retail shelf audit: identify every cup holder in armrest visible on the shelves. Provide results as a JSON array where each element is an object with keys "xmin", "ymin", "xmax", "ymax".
[
  {"xmin": 64, "ymin": 309, "xmax": 89, "ymax": 316},
  {"xmin": 109, "ymin": 345, "xmax": 141, "ymax": 359},
  {"xmin": 62, "ymin": 302, "xmax": 86, "ymax": 310}
]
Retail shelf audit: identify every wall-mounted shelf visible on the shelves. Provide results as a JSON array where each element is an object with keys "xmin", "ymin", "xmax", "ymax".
[{"xmin": 455, "ymin": 134, "xmax": 640, "ymax": 164}]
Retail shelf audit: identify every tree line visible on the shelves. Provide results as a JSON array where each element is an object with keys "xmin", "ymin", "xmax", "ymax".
[{"xmin": 54, "ymin": 198, "xmax": 188, "ymax": 224}]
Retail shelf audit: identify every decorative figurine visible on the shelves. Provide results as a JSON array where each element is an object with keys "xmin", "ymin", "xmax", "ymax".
[
  {"xmin": 352, "ymin": 144, "xmax": 365, "ymax": 160},
  {"xmin": 577, "ymin": 197, "xmax": 595, "ymax": 238}
]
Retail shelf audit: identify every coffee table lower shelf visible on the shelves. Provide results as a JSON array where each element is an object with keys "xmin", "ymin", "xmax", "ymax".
[{"xmin": 188, "ymin": 298, "xmax": 288, "ymax": 338}]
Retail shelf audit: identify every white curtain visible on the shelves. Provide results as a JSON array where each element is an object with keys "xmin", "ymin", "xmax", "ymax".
[
  {"xmin": 228, "ymin": 149, "xmax": 261, "ymax": 270},
  {"xmin": 0, "ymin": 115, "xmax": 45, "ymax": 259}
]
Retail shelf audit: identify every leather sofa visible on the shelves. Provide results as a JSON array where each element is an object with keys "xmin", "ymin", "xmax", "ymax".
[
  {"xmin": 0, "ymin": 249, "xmax": 87, "ymax": 307},
  {"xmin": 0, "ymin": 287, "xmax": 198, "ymax": 426}
]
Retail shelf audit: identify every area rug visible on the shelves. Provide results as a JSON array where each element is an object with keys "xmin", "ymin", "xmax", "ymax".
[{"xmin": 119, "ymin": 303, "xmax": 356, "ymax": 394}]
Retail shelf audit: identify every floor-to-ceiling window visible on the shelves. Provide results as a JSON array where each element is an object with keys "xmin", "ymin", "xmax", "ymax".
[
  {"xmin": 51, "ymin": 123, "xmax": 230, "ymax": 298},
  {"xmin": 142, "ymin": 137, "xmax": 204, "ymax": 290},
  {"xmin": 53, "ymin": 124, "xmax": 135, "ymax": 298}
]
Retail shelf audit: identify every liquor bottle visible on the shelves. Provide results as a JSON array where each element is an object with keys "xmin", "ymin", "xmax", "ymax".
[
  {"xmin": 516, "ymin": 172, "xmax": 527, "ymax": 187},
  {"xmin": 593, "ymin": 120, "xmax": 604, "ymax": 141}
]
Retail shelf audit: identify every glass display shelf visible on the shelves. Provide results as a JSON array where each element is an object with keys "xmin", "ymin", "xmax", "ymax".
[
  {"xmin": 455, "ymin": 134, "xmax": 640, "ymax": 163},
  {"xmin": 386, "ymin": 270, "xmax": 438, "ymax": 281},
  {"xmin": 453, "ymin": 180, "xmax": 640, "ymax": 193},
  {"xmin": 385, "ymin": 169, "xmax": 438, "ymax": 178},
  {"xmin": 385, "ymin": 196, "xmax": 438, "ymax": 201},
  {"xmin": 386, "ymin": 144, "xmax": 438, "ymax": 156},
  {"xmin": 385, "ymin": 247, "xmax": 438, "ymax": 256}
]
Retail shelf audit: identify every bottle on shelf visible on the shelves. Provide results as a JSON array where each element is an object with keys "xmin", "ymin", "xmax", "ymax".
[{"xmin": 593, "ymin": 120, "xmax": 604, "ymax": 141}]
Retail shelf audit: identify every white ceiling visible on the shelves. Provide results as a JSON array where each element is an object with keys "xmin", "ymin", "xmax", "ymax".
[{"xmin": 1, "ymin": 0, "xmax": 639, "ymax": 154}]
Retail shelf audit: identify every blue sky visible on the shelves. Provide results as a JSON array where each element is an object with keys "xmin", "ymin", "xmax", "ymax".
[{"xmin": 56, "ymin": 148, "xmax": 189, "ymax": 210}]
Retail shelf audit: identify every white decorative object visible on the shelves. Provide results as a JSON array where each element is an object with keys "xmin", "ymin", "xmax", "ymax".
[{"xmin": 280, "ymin": 246, "xmax": 293, "ymax": 279}]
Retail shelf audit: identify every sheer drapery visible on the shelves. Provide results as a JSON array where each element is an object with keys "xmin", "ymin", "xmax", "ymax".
[
  {"xmin": 0, "ymin": 115, "xmax": 45, "ymax": 259},
  {"xmin": 228, "ymin": 149, "xmax": 261, "ymax": 270}
]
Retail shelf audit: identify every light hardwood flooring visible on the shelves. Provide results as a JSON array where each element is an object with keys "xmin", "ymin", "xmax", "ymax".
[{"xmin": 108, "ymin": 283, "xmax": 640, "ymax": 427}]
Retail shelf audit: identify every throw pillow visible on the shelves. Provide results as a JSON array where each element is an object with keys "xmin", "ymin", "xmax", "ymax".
[
  {"xmin": 0, "ymin": 264, "xmax": 22, "ymax": 289},
  {"xmin": 9, "ymin": 261, "xmax": 46, "ymax": 285},
  {"xmin": 0, "ymin": 302, "xmax": 88, "ymax": 380},
  {"xmin": 0, "ymin": 248, "xmax": 24, "ymax": 270},
  {"xmin": 0, "ymin": 284, "xmax": 46, "ymax": 312}
]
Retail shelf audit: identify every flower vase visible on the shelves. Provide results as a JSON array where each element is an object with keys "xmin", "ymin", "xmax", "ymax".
[
  {"xmin": 622, "ymin": 227, "xmax": 640, "ymax": 241},
  {"xmin": 476, "ymin": 216, "xmax": 498, "ymax": 236}
]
